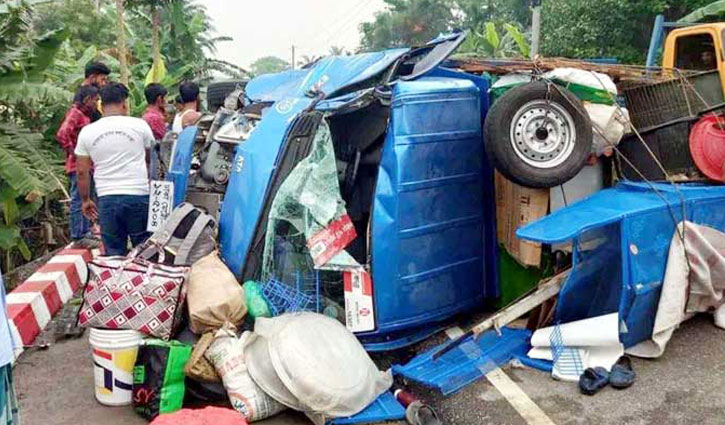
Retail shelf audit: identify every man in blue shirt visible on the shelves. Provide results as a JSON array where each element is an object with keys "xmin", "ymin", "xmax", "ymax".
[{"xmin": 0, "ymin": 272, "xmax": 19, "ymax": 424}]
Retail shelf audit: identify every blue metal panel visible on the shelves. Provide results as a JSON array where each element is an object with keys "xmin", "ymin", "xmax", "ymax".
[
  {"xmin": 428, "ymin": 67, "xmax": 498, "ymax": 299},
  {"xmin": 245, "ymin": 69, "xmax": 308, "ymax": 102},
  {"xmin": 368, "ymin": 77, "xmax": 488, "ymax": 336},
  {"xmin": 167, "ymin": 126, "xmax": 198, "ymax": 207},
  {"xmin": 516, "ymin": 182, "xmax": 725, "ymax": 244}
]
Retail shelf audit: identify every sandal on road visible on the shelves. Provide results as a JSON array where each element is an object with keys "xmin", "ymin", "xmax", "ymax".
[
  {"xmin": 609, "ymin": 356, "xmax": 636, "ymax": 389},
  {"xmin": 579, "ymin": 367, "xmax": 610, "ymax": 396}
]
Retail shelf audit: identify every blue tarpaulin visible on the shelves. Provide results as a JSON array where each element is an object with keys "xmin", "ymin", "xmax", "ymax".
[
  {"xmin": 392, "ymin": 327, "xmax": 533, "ymax": 395},
  {"xmin": 517, "ymin": 182, "xmax": 725, "ymax": 347},
  {"xmin": 329, "ymin": 391, "xmax": 406, "ymax": 424}
]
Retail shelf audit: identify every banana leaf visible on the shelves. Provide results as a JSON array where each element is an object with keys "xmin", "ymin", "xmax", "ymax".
[{"xmin": 680, "ymin": 1, "xmax": 725, "ymax": 23}]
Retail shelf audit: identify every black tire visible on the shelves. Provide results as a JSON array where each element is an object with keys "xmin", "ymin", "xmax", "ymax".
[
  {"xmin": 206, "ymin": 79, "xmax": 247, "ymax": 112},
  {"xmin": 484, "ymin": 81, "xmax": 592, "ymax": 188}
]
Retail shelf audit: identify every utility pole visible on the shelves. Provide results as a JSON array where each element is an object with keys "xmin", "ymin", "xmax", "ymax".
[
  {"xmin": 291, "ymin": 45, "xmax": 296, "ymax": 70},
  {"xmin": 530, "ymin": 0, "xmax": 542, "ymax": 59}
]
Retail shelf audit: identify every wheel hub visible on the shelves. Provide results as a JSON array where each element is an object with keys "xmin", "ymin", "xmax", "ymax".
[{"xmin": 509, "ymin": 100, "xmax": 577, "ymax": 169}]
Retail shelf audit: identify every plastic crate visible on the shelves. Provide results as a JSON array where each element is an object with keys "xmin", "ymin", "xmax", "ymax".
[{"xmin": 261, "ymin": 279, "xmax": 316, "ymax": 316}]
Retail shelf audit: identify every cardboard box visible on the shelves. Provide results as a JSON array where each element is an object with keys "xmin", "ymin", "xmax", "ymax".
[{"xmin": 495, "ymin": 172, "xmax": 549, "ymax": 267}]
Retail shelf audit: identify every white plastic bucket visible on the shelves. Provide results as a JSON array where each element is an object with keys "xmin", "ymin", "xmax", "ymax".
[{"xmin": 89, "ymin": 328, "xmax": 143, "ymax": 406}]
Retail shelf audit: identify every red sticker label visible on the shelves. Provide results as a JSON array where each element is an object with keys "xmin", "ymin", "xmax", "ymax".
[{"xmin": 307, "ymin": 214, "xmax": 357, "ymax": 267}]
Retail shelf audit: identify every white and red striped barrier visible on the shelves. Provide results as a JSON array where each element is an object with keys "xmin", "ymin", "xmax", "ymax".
[{"xmin": 7, "ymin": 247, "xmax": 100, "ymax": 358}]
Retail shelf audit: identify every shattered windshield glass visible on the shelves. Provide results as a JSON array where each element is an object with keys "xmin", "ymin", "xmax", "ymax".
[{"xmin": 261, "ymin": 120, "xmax": 360, "ymax": 283}]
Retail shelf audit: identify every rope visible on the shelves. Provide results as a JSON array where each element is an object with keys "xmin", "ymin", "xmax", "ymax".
[
  {"xmin": 501, "ymin": 62, "xmax": 695, "ymax": 272},
  {"xmin": 539, "ymin": 69, "xmax": 694, "ymax": 273}
]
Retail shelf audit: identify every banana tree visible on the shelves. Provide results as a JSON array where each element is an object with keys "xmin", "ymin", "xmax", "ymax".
[
  {"xmin": 679, "ymin": 1, "xmax": 725, "ymax": 23},
  {"xmin": 458, "ymin": 22, "xmax": 531, "ymax": 59},
  {"xmin": 126, "ymin": 0, "xmax": 170, "ymax": 84},
  {"xmin": 0, "ymin": 3, "xmax": 70, "ymax": 270}
]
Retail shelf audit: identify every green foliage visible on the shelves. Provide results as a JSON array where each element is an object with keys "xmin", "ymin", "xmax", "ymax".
[
  {"xmin": 37, "ymin": 0, "xmax": 244, "ymax": 87},
  {"xmin": 539, "ymin": 0, "xmax": 669, "ymax": 64},
  {"xmin": 0, "ymin": 0, "xmax": 245, "ymax": 270},
  {"xmin": 0, "ymin": 3, "xmax": 72, "ymax": 270},
  {"xmin": 359, "ymin": 0, "xmax": 716, "ymax": 63},
  {"xmin": 127, "ymin": 0, "xmax": 243, "ymax": 81},
  {"xmin": 359, "ymin": 0, "xmax": 456, "ymax": 50},
  {"xmin": 33, "ymin": 0, "xmax": 117, "ymax": 53},
  {"xmin": 454, "ymin": 0, "xmax": 532, "ymax": 29},
  {"xmin": 539, "ymin": 0, "xmax": 720, "ymax": 64},
  {"xmin": 680, "ymin": 0, "xmax": 725, "ymax": 23},
  {"xmin": 359, "ymin": 0, "xmax": 532, "ymax": 51},
  {"xmin": 250, "ymin": 56, "xmax": 290, "ymax": 76},
  {"xmin": 458, "ymin": 22, "xmax": 530, "ymax": 58}
]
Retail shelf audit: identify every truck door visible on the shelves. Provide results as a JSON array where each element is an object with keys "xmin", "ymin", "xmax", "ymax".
[{"xmin": 368, "ymin": 76, "xmax": 489, "ymax": 336}]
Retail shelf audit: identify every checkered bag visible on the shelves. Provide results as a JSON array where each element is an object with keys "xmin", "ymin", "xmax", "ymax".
[{"xmin": 79, "ymin": 248, "xmax": 189, "ymax": 340}]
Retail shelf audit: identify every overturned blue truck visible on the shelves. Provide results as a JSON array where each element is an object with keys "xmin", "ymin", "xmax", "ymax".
[{"xmin": 164, "ymin": 32, "xmax": 507, "ymax": 350}]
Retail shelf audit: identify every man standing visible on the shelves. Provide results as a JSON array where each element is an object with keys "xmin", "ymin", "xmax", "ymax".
[
  {"xmin": 171, "ymin": 81, "xmax": 201, "ymax": 133},
  {"xmin": 82, "ymin": 61, "xmax": 111, "ymax": 88},
  {"xmin": 142, "ymin": 83, "xmax": 168, "ymax": 141},
  {"xmin": 81, "ymin": 61, "xmax": 111, "ymax": 122},
  {"xmin": 142, "ymin": 83, "xmax": 168, "ymax": 179},
  {"xmin": 56, "ymin": 85, "xmax": 99, "ymax": 243},
  {"xmin": 75, "ymin": 83, "xmax": 154, "ymax": 256}
]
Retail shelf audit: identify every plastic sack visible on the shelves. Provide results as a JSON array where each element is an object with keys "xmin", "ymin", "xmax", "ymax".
[
  {"xmin": 254, "ymin": 313, "xmax": 393, "ymax": 418},
  {"xmin": 184, "ymin": 332, "xmax": 221, "ymax": 383},
  {"xmin": 205, "ymin": 328, "xmax": 286, "ymax": 422},
  {"xmin": 243, "ymin": 281, "xmax": 271, "ymax": 318},
  {"xmin": 584, "ymin": 102, "xmax": 630, "ymax": 156},
  {"xmin": 187, "ymin": 252, "xmax": 247, "ymax": 333},
  {"xmin": 132, "ymin": 340, "xmax": 192, "ymax": 420},
  {"xmin": 149, "ymin": 406, "xmax": 248, "ymax": 425},
  {"xmin": 544, "ymin": 68, "xmax": 617, "ymax": 105},
  {"xmin": 490, "ymin": 73, "xmax": 533, "ymax": 101}
]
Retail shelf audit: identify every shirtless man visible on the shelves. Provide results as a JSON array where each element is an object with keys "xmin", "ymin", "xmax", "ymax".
[{"xmin": 172, "ymin": 81, "xmax": 202, "ymax": 133}]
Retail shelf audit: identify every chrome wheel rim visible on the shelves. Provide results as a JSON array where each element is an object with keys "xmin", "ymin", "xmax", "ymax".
[{"xmin": 509, "ymin": 100, "xmax": 577, "ymax": 169}]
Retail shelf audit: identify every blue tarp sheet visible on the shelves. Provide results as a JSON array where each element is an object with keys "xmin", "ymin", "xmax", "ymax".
[
  {"xmin": 392, "ymin": 327, "xmax": 532, "ymax": 395},
  {"xmin": 329, "ymin": 392, "xmax": 406, "ymax": 424},
  {"xmin": 517, "ymin": 182, "xmax": 725, "ymax": 347}
]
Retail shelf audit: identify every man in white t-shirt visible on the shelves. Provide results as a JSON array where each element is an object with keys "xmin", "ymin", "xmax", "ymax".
[{"xmin": 75, "ymin": 83, "xmax": 154, "ymax": 256}]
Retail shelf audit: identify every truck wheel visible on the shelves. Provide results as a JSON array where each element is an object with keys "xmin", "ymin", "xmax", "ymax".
[
  {"xmin": 484, "ymin": 81, "xmax": 592, "ymax": 188},
  {"xmin": 206, "ymin": 80, "xmax": 247, "ymax": 112}
]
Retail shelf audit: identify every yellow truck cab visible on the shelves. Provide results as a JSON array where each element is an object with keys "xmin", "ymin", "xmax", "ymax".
[{"xmin": 662, "ymin": 23, "xmax": 725, "ymax": 101}]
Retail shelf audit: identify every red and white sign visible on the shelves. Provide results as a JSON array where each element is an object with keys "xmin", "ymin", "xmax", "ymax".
[
  {"xmin": 344, "ymin": 269, "xmax": 375, "ymax": 333},
  {"xmin": 306, "ymin": 214, "xmax": 357, "ymax": 268}
]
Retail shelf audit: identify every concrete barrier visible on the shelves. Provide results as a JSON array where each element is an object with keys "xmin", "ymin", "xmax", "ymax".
[{"xmin": 6, "ymin": 247, "xmax": 100, "ymax": 358}]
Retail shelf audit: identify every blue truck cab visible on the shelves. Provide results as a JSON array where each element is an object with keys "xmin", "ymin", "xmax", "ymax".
[{"xmin": 168, "ymin": 33, "xmax": 499, "ymax": 350}]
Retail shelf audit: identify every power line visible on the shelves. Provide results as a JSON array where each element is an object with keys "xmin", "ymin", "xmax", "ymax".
[{"xmin": 309, "ymin": 0, "xmax": 375, "ymax": 50}]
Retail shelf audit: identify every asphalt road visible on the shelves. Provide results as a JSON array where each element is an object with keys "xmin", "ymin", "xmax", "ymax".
[{"xmin": 13, "ymin": 314, "xmax": 725, "ymax": 425}]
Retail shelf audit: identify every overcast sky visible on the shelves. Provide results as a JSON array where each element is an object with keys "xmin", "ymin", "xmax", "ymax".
[{"xmin": 198, "ymin": 0, "xmax": 388, "ymax": 70}]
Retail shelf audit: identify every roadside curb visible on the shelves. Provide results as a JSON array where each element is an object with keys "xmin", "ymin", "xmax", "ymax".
[{"xmin": 7, "ymin": 246, "xmax": 99, "ymax": 359}]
